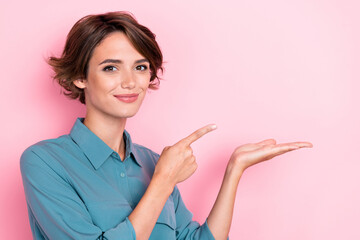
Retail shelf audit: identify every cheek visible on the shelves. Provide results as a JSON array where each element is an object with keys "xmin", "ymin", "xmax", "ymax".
[
  {"xmin": 92, "ymin": 75, "xmax": 117, "ymax": 92},
  {"xmin": 139, "ymin": 75, "xmax": 151, "ymax": 90}
]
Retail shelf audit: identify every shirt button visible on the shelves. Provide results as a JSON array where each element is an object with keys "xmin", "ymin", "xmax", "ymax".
[{"xmin": 120, "ymin": 172, "xmax": 125, "ymax": 178}]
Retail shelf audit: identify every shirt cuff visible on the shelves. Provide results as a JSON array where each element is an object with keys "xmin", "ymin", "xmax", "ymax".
[
  {"xmin": 103, "ymin": 217, "xmax": 136, "ymax": 239},
  {"xmin": 204, "ymin": 218, "xmax": 230, "ymax": 240},
  {"xmin": 202, "ymin": 219, "xmax": 216, "ymax": 240}
]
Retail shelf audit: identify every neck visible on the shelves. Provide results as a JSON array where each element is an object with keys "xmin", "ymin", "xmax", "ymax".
[{"xmin": 83, "ymin": 112, "xmax": 127, "ymax": 160}]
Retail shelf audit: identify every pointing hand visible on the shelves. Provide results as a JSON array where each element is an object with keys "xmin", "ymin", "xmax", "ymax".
[{"xmin": 154, "ymin": 124, "xmax": 217, "ymax": 188}]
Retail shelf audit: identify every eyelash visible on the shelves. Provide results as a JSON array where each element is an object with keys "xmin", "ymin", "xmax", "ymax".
[
  {"xmin": 102, "ymin": 65, "xmax": 148, "ymax": 72},
  {"xmin": 103, "ymin": 66, "xmax": 117, "ymax": 72},
  {"xmin": 135, "ymin": 65, "xmax": 148, "ymax": 71}
]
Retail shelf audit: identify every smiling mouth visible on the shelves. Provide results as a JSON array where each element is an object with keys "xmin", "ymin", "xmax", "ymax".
[{"xmin": 114, "ymin": 93, "xmax": 139, "ymax": 103}]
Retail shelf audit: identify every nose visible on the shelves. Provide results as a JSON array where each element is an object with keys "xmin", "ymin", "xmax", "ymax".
[{"xmin": 120, "ymin": 69, "xmax": 136, "ymax": 89}]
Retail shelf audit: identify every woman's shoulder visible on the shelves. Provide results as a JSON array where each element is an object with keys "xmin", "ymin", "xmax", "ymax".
[
  {"xmin": 22, "ymin": 134, "xmax": 70, "ymax": 153},
  {"xmin": 20, "ymin": 134, "xmax": 72, "ymax": 167}
]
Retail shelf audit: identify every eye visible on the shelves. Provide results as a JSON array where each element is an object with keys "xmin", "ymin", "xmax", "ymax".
[
  {"xmin": 103, "ymin": 65, "xmax": 118, "ymax": 72},
  {"xmin": 135, "ymin": 65, "xmax": 148, "ymax": 71}
]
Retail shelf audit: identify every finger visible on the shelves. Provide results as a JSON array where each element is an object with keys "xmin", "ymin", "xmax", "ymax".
[
  {"xmin": 277, "ymin": 141, "xmax": 313, "ymax": 148},
  {"xmin": 258, "ymin": 146, "xmax": 296, "ymax": 161},
  {"xmin": 266, "ymin": 142, "xmax": 312, "ymax": 158},
  {"xmin": 293, "ymin": 142, "xmax": 313, "ymax": 148},
  {"xmin": 179, "ymin": 124, "xmax": 217, "ymax": 146}
]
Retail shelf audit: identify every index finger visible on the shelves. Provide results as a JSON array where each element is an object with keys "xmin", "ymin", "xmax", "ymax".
[{"xmin": 178, "ymin": 124, "xmax": 217, "ymax": 146}]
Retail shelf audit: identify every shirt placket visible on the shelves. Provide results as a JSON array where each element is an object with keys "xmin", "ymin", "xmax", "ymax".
[{"xmin": 111, "ymin": 152, "xmax": 135, "ymax": 208}]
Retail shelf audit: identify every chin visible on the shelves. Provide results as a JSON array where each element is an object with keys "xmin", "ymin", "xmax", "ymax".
[
  {"xmin": 119, "ymin": 113, "xmax": 137, "ymax": 118},
  {"xmin": 114, "ymin": 109, "xmax": 140, "ymax": 119}
]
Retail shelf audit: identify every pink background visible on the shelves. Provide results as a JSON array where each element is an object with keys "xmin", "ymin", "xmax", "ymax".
[{"xmin": 1, "ymin": 0, "xmax": 359, "ymax": 239}]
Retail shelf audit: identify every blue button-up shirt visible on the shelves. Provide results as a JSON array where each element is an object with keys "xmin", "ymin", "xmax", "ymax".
[{"xmin": 20, "ymin": 118, "xmax": 215, "ymax": 240}]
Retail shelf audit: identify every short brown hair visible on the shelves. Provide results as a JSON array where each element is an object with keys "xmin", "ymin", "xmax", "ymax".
[{"xmin": 48, "ymin": 11, "xmax": 163, "ymax": 104}]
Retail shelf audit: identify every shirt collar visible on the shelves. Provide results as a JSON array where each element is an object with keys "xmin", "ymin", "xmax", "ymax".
[
  {"xmin": 69, "ymin": 118, "xmax": 142, "ymax": 170},
  {"xmin": 124, "ymin": 129, "xmax": 143, "ymax": 168}
]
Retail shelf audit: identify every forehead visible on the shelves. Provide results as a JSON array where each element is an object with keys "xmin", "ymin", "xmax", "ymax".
[{"xmin": 90, "ymin": 31, "xmax": 145, "ymax": 63}]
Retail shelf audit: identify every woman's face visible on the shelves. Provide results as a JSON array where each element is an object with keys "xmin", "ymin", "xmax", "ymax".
[{"xmin": 74, "ymin": 31, "xmax": 151, "ymax": 120}]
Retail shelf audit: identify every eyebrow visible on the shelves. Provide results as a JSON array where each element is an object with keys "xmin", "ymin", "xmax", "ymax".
[{"xmin": 99, "ymin": 58, "xmax": 149, "ymax": 65}]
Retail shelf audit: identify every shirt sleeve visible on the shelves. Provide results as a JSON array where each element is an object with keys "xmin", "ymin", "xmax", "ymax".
[
  {"xmin": 20, "ymin": 148, "xmax": 136, "ymax": 240},
  {"xmin": 171, "ymin": 186, "xmax": 217, "ymax": 240}
]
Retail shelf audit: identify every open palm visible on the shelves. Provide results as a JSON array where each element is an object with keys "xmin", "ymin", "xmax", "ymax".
[{"xmin": 229, "ymin": 139, "xmax": 313, "ymax": 172}]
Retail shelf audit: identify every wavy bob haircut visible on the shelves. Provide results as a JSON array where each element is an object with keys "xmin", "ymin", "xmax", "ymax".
[{"xmin": 48, "ymin": 11, "xmax": 163, "ymax": 104}]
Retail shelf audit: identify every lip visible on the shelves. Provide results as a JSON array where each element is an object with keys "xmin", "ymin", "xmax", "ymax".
[{"xmin": 114, "ymin": 93, "xmax": 139, "ymax": 103}]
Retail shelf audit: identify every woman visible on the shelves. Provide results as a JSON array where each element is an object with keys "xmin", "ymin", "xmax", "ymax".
[{"xmin": 20, "ymin": 11, "xmax": 312, "ymax": 240}]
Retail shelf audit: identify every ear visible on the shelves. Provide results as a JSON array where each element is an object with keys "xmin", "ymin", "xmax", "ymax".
[{"xmin": 73, "ymin": 79, "xmax": 87, "ymax": 89}]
